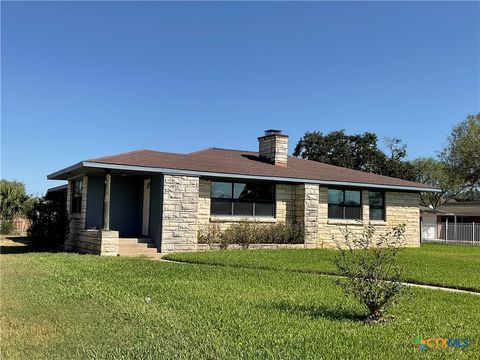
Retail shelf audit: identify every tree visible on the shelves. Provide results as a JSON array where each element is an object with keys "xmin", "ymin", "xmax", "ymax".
[
  {"xmin": 334, "ymin": 224, "xmax": 407, "ymax": 323},
  {"xmin": 441, "ymin": 113, "xmax": 480, "ymax": 190},
  {"xmin": 0, "ymin": 180, "xmax": 30, "ymax": 233},
  {"xmin": 293, "ymin": 130, "xmax": 415, "ymax": 180},
  {"xmin": 411, "ymin": 157, "xmax": 465, "ymax": 208}
]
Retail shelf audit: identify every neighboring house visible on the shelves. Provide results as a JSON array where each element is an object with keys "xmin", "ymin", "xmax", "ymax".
[
  {"xmin": 47, "ymin": 130, "xmax": 438, "ymax": 256},
  {"xmin": 421, "ymin": 200, "xmax": 480, "ymax": 225},
  {"xmin": 420, "ymin": 200, "xmax": 480, "ymax": 242}
]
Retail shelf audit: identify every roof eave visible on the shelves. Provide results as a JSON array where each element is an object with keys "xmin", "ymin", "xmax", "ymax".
[
  {"xmin": 48, "ymin": 161, "xmax": 438, "ymax": 193},
  {"xmin": 47, "ymin": 162, "xmax": 84, "ymax": 180}
]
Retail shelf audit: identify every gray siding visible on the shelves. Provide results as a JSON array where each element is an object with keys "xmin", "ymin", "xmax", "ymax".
[
  {"xmin": 110, "ymin": 176, "xmax": 144, "ymax": 237},
  {"xmin": 86, "ymin": 175, "xmax": 104, "ymax": 229},
  {"xmin": 149, "ymin": 174, "xmax": 164, "ymax": 247}
]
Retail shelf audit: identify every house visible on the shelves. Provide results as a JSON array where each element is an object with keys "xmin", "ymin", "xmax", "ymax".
[
  {"xmin": 420, "ymin": 200, "xmax": 480, "ymax": 242},
  {"xmin": 47, "ymin": 130, "xmax": 438, "ymax": 256}
]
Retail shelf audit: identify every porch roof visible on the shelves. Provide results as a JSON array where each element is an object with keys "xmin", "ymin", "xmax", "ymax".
[{"xmin": 48, "ymin": 148, "xmax": 440, "ymax": 193}]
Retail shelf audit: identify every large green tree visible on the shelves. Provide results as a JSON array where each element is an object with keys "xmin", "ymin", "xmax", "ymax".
[
  {"xmin": 293, "ymin": 130, "xmax": 415, "ymax": 180},
  {"xmin": 0, "ymin": 180, "xmax": 30, "ymax": 222},
  {"xmin": 411, "ymin": 157, "xmax": 465, "ymax": 208},
  {"xmin": 440, "ymin": 113, "xmax": 480, "ymax": 190}
]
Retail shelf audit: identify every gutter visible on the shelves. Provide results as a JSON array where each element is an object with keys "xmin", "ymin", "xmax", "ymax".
[{"xmin": 47, "ymin": 161, "xmax": 441, "ymax": 193}]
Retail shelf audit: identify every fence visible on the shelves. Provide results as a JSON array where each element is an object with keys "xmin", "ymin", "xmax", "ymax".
[
  {"xmin": 421, "ymin": 222, "xmax": 480, "ymax": 245},
  {"xmin": 12, "ymin": 218, "xmax": 30, "ymax": 236}
]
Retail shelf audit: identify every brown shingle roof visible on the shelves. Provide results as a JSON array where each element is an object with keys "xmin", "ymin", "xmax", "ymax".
[{"xmin": 84, "ymin": 148, "xmax": 434, "ymax": 190}]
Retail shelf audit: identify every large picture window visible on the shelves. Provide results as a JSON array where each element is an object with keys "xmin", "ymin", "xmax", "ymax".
[
  {"xmin": 369, "ymin": 191, "xmax": 385, "ymax": 220},
  {"xmin": 211, "ymin": 181, "xmax": 275, "ymax": 217},
  {"xmin": 327, "ymin": 188, "xmax": 361, "ymax": 220},
  {"xmin": 71, "ymin": 179, "xmax": 83, "ymax": 214}
]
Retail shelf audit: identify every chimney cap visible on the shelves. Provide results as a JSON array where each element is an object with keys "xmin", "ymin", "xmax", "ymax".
[{"xmin": 264, "ymin": 129, "xmax": 283, "ymax": 136}]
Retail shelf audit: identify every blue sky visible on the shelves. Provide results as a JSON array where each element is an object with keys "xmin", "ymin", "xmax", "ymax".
[{"xmin": 2, "ymin": 1, "xmax": 479, "ymax": 195}]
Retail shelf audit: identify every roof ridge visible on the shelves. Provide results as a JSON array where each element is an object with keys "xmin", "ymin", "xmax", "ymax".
[
  {"xmin": 88, "ymin": 148, "xmax": 186, "ymax": 162},
  {"xmin": 210, "ymin": 147, "xmax": 257, "ymax": 153}
]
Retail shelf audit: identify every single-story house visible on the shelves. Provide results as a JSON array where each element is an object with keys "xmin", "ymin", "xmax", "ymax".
[
  {"xmin": 420, "ymin": 200, "xmax": 480, "ymax": 225},
  {"xmin": 420, "ymin": 201, "xmax": 480, "ymax": 242},
  {"xmin": 47, "ymin": 130, "xmax": 438, "ymax": 256}
]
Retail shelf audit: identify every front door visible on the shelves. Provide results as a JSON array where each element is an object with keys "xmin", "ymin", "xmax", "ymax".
[{"xmin": 142, "ymin": 179, "xmax": 151, "ymax": 236}]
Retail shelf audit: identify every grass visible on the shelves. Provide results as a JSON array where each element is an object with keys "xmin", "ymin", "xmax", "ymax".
[
  {"xmin": 165, "ymin": 244, "xmax": 480, "ymax": 292},
  {"xmin": 1, "ymin": 250, "xmax": 480, "ymax": 359}
]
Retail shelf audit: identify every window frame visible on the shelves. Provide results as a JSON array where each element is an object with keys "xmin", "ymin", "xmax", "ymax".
[
  {"xmin": 210, "ymin": 181, "xmax": 276, "ymax": 217},
  {"xmin": 71, "ymin": 178, "xmax": 83, "ymax": 214},
  {"xmin": 327, "ymin": 187, "xmax": 362, "ymax": 220},
  {"xmin": 369, "ymin": 191, "xmax": 386, "ymax": 221}
]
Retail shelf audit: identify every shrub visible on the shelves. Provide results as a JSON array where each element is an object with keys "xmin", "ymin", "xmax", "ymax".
[
  {"xmin": 333, "ymin": 223, "xmax": 407, "ymax": 323},
  {"xmin": 26, "ymin": 197, "xmax": 68, "ymax": 251},
  {"xmin": 198, "ymin": 221, "xmax": 304, "ymax": 248},
  {"xmin": 0, "ymin": 220, "xmax": 14, "ymax": 235}
]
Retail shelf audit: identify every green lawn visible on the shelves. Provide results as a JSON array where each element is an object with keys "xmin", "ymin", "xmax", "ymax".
[
  {"xmin": 166, "ymin": 244, "xmax": 480, "ymax": 292},
  {"xmin": 1, "ymin": 250, "xmax": 480, "ymax": 359}
]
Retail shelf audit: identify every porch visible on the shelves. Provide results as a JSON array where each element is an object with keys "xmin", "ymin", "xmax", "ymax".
[{"xmin": 65, "ymin": 170, "xmax": 163, "ymax": 257}]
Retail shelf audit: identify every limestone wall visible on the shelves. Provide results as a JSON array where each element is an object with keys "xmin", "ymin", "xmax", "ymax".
[
  {"xmin": 317, "ymin": 188, "xmax": 420, "ymax": 248},
  {"xmin": 197, "ymin": 179, "xmax": 296, "ymax": 231},
  {"xmin": 161, "ymin": 175, "xmax": 199, "ymax": 252}
]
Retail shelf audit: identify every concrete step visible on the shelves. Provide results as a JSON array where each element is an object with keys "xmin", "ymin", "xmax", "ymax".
[
  {"xmin": 118, "ymin": 251, "xmax": 158, "ymax": 258},
  {"xmin": 119, "ymin": 238, "xmax": 152, "ymax": 244},
  {"xmin": 117, "ymin": 238, "xmax": 158, "ymax": 257}
]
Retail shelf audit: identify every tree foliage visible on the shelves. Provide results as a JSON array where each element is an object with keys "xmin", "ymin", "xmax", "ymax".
[
  {"xmin": 411, "ymin": 157, "xmax": 465, "ymax": 208},
  {"xmin": 293, "ymin": 130, "xmax": 415, "ymax": 181},
  {"xmin": 440, "ymin": 113, "xmax": 480, "ymax": 190},
  {"xmin": 0, "ymin": 179, "xmax": 29, "ymax": 221}
]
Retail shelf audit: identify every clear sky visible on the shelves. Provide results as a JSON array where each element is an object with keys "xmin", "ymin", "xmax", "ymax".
[{"xmin": 2, "ymin": 1, "xmax": 479, "ymax": 195}]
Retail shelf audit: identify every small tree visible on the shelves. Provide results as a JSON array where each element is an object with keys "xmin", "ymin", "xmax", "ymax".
[
  {"xmin": 0, "ymin": 179, "xmax": 30, "ymax": 233},
  {"xmin": 333, "ymin": 224, "xmax": 406, "ymax": 323}
]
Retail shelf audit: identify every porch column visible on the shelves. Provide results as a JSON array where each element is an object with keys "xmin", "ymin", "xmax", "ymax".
[{"xmin": 103, "ymin": 170, "xmax": 111, "ymax": 230}]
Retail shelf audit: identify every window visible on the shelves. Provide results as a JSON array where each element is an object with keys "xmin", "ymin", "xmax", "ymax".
[
  {"xmin": 369, "ymin": 191, "xmax": 385, "ymax": 221},
  {"xmin": 71, "ymin": 179, "xmax": 83, "ymax": 214},
  {"xmin": 327, "ymin": 188, "xmax": 361, "ymax": 219},
  {"xmin": 211, "ymin": 181, "xmax": 275, "ymax": 217}
]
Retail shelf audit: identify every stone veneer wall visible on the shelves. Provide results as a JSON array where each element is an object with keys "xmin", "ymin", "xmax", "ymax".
[
  {"xmin": 64, "ymin": 175, "xmax": 119, "ymax": 256},
  {"xmin": 317, "ymin": 187, "xmax": 420, "ymax": 248},
  {"xmin": 161, "ymin": 175, "xmax": 199, "ymax": 252},
  {"xmin": 295, "ymin": 184, "xmax": 319, "ymax": 248},
  {"xmin": 197, "ymin": 179, "xmax": 296, "ymax": 231},
  {"xmin": 276, "ymin": 184, "xmax": 296, "ymax": 223},
  {"xmin": 384, "ymin": 191, "xmax": 420, "ymax": 247},
  {"xmin": 258, "ymin": 135, "xmax": 288, "ymax": 166}
]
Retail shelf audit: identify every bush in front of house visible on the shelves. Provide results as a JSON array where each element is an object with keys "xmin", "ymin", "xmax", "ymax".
[
  {"xmin": 0, "ymin": 220, "xmax": 14, "ymax": 235},
  {"xmin": 26, "ymin": 197, "xmax": 68, "ymax": 251},
  {"xmin": 333, "ymin": 223, "xmax": 407, "ymax": 323},
  {"xmin": 198, "ymin": 221, "xmax": 304, "ymax": 248}
]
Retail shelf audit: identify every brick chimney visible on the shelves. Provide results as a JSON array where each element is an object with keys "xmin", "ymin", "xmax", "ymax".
[{"xmin": 258, "ymin": 129, "xmax": 289, "ymax": 167}]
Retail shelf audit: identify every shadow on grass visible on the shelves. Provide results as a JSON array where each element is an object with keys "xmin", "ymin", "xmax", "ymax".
[
  {"xmin": 0, "ymin": 236, "xmax": 60, "ymax": 255},
  {"xmin": 0, "ymin": 245, "xmax": 36, "ymax": 254},
  {"xmin": 268, "ymin": 300, "xmax": 366, "ymax": 322}
]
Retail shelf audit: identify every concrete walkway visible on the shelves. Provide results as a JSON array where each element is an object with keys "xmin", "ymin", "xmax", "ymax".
[{"xmin": 158, "ymin": 257, "xmax": 480, "ymax": 297}]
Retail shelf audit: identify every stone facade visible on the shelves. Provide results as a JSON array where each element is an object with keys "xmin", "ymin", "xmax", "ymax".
[
  {"xmin": 258, "ymin": 134, "xmax": 289, "ymax": 167},
  {"xmin": 296, "ymin": 184, "xmax": 319, "ymax": 248},
  {"xmin": 65, "ymin": 175, "xmax": 120, "ymax": 255},
  {"xmin": 197, "ymin": 179, "xmax": 296, "ymax": 231},
  {"xmin": 317, "ymin": 187, "xmax": 420, "ymax": 248},
  {"xmin": 161, "ymin": 175, "xmax": 199, "ymax": 252},
  {"xmin": 63, "ymin": 173, "xmax": 420, "ymax": 255},
  {"xmin": 276, "ymin": 184, "xmax": 296, "ymax": 223}
]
